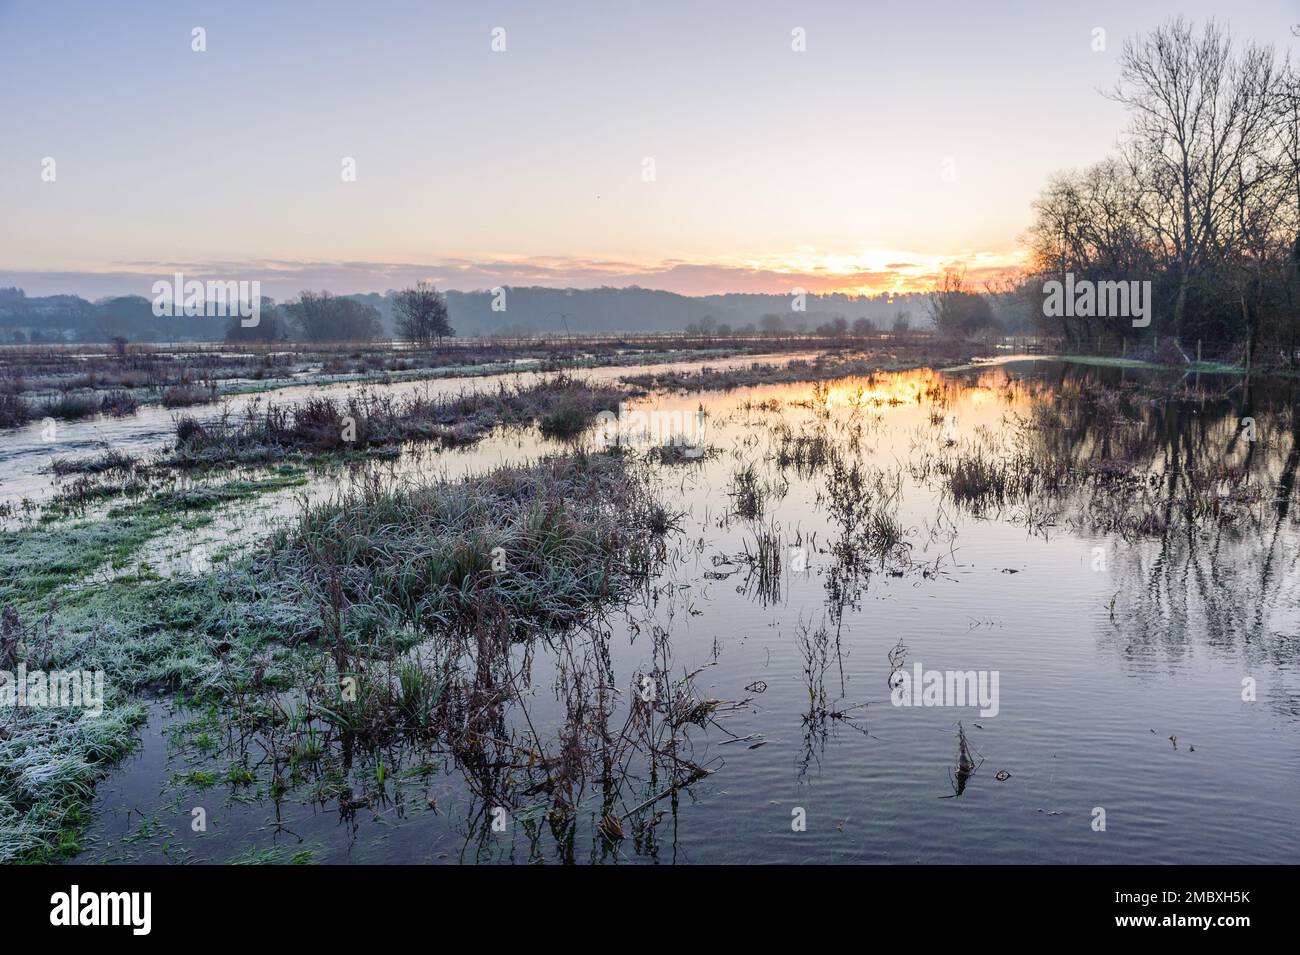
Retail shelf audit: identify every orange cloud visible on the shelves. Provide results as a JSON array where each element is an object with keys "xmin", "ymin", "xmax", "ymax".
[{"xmin": 1, "ymin": 249, "xmax": 1028, "ymax": 300}]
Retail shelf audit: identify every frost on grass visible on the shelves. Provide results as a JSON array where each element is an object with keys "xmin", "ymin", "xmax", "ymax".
[
  {"xmin": 0, "ymin": 450, "xmax": 676, "ymax": 860},
  {"xmin": 256, "ymin": 450, "xmax": 675, "ymax": 636},
  {"xmin": 187, "ymin": 453, "xmax": 716, "ymax": 853},
  {"xmin": 0, "ymin": 701, "xmax": 146, "ymax": 862}
]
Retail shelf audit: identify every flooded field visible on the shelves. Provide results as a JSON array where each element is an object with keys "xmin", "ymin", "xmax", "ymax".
[
  {"xmin": 0, "ymin": 350, "xmax": 827, "ymax": 507},
  {"xmin": 3, "ymin": 356, "xmax": 1299, "ymax": 864}
]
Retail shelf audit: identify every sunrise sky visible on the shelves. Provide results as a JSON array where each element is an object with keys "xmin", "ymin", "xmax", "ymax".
[{"xmin": 1, "ymin": 0, "xmax": 1296, "ymax": 300}]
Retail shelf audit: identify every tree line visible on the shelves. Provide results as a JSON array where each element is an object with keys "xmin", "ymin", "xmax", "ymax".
[
  {"xmin": 683, "ymin": 311, "xmax": 914, "ymax": 337},
  {"xmin": 1019, "ymin": 17, "xmax": 1300, "ymax": 359},
  {"xmin": 3, "ymin": 284, "xmax": 931, "ymax": 343},
  {"xmin": 224, "ymin": 286, "xmax": 454, "ymax": 344}
]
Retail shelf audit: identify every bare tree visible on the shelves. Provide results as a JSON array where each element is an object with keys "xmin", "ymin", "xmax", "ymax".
[
  {"xmin": 927, "ymin": 267, "xmax": 996, "ymax": 337},
  {"xmin": 1024, "ymin": 18, "xmax": 1300, "ymax": 357},
  {"xmin": 394, "ymin": 282, "xmax": 453, "ymax": 345},
  {"xmin": 286, "ymin": 291, "xmax": 382, "ymax": 341},
  {"xmin": 1026, "ymin": 160, "xmax": 1155, "ymax": 341},
  {"xmin": 1109, "ymin": 18, "xmax": 1278, "ymax": 336}
]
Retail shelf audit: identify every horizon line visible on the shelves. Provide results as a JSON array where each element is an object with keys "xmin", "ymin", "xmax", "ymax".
[{"xmin": 0, "ymin": 252, "xmax": 1023, "ymax": 302}]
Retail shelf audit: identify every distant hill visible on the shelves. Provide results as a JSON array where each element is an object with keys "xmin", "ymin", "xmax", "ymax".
[
  {"xmin": 0, "ymin": 284, "xmax": 931, "ymax": 343},
  {"xmin": 439, "ymin": 287, "xmax": 927, "ymax": 337}
]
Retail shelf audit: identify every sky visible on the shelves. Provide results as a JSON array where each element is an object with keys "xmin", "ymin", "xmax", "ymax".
[{"xmin": 1, "ymin": 0, "xmax": 1297, "ymax": 300}]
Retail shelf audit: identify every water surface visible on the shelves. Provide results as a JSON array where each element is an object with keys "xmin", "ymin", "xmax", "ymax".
[{"xmin": 46, "ymin": 359, "xmax": 1300, "ymax": 863}]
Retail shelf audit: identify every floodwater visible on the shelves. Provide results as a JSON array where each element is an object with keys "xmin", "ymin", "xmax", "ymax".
[
  {"xmin": 18, "ymin": 357, "xmax": 1300, "ymax": 864},
  {"xmin": 0, "ymin": 350, "xmax": 822, "ymax": 509}
]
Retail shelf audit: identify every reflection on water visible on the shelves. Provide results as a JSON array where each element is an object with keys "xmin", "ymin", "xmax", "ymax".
[{"xmin": 66, "ymin": 360, "xmax": 1300, "ymax": 863}]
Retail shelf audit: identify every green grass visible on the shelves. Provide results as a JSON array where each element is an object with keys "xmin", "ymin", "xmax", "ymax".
[
  {"xmin": 228, "ymin": 844, "xmax": 318, "ymax": 865},
  {"xmin": 0, "ymin": 472, "xmax": 314, "ymax": 862},
  {"xmin": 0, "ymin": 470, "xmax": 309, "ymax": 606},
  {"xmin": 0, "ymin": 704, "xmax": 148, "ymax": 863}
]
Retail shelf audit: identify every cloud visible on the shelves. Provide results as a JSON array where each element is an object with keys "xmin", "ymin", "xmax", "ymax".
[{"xmin": 0, "ymin": 251, "xmax": 1024, "ymax": 300}]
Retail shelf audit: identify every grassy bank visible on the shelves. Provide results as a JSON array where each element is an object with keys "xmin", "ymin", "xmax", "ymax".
[{"xmin": 0, "ymin": 451, "xmax": 671, "ymax": 861}]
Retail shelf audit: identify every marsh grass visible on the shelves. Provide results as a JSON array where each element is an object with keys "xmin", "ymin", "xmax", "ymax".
[
  {"xmin": 738, "ymin": 521, "xmax": 783, "ymax": 605},
  {"xmin": 264, "ymin": 451, "xmax": 671, "ymax": 633},
  {"xmin": 772, "ymin": 425, "xmax": 832, "ymax": 475},
  {"xmin": 41, "ymin": 391, "xmax": 99, "ymax": 420},
  {"xmin": 216, "ymin": 614, "xmax": 730, "ymax": 861},
  {"xmin": 729, "ymin": 463, "xmax": 765, "ymax": 520},
  {"xmin": 168, "ymin": 375, "xmax": 625, "ymax": 467},
  {"xmin": 646, "ymin": 442, "xmax": 716, "ymax": 465},
  {"xmin": 0, "ymin": 703, "xmax": 148, "ymax": 862},
  {"xmin": 946, "ymin": 445, "xmax": 1018, "ymax": 509},
  {"xmin": 160, "ymin": 383, "xmax": 218, "ymax": 408},
  {"xmin": 0, "ymin": 468, "xmax": 321, "ymax": 862},
  {"xmin": 151, "ymin": 452, "xmax": 719, "ymax": 860},
  {"xmin": 728, "ymin": 461, "xmax": 787, "ymax": 521},
  {"xmin": 0, "ymin": 393, "xmax": 30, "ymax": 428},
  {"xmin": 99, "ymin": 390, "xmax": 140, "ymax": 417},
  {"xmin": 538, "ymin": 389, "xmax": 616, "ymax": 437},
  {"xmin": 51, "ymin": 448, "xmax": 137, "ymax": 476}
]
